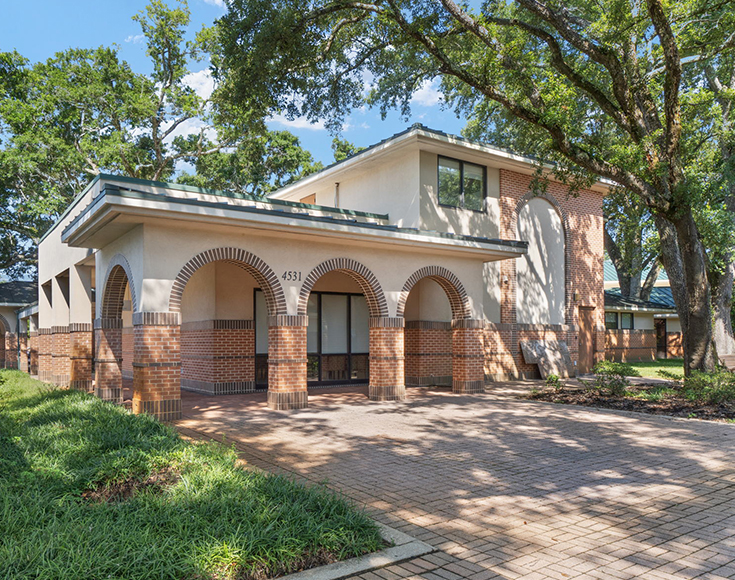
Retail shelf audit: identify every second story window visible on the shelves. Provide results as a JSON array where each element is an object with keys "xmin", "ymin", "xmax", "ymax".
[{"xmin": 438, "ymin": 156, "xmax": 485, "ymax": 211}]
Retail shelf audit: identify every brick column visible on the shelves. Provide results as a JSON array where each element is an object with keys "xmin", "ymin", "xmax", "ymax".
[
  {"xmin": 38, "ymin": 329, "xmax": 53, "ymax": 382},
  {"xmin": 18, "ymin": 333, "xmax": 28, "ymax": 372},
  {"xmin": 29, "ymin": 331, "xmax": 38, "ymax": 375},
  {"xmin": 368, "ymin": 317, "xmax": 406, "ymax": 401},
  {"xmin": 4, "ymin": 333, "xmax": 18, "ymax": 370},
  {"xmin": 404, "ymin": 321, "xmax": 452, "ymax": 387},
  {"xmin": 452, "ymin": 319, "xmax": 486, "ymax": 394},
  {"xmin": 51, "ymin": 326, "xmax": 70, "ymax": 386},
  {"xmin": 132, "ymin": 312, "xmax": 182, "ymax": 421},
  {"xmin": 70, "ymin": 323, "xmax": 94, "ymax": 392},
  {"xmin": 267, "ymin": 315, "xmax": 308, "ymax": 410},
  {"xmin": 94, "ymin": 318, "xmax": 123, "ymax": 403}
]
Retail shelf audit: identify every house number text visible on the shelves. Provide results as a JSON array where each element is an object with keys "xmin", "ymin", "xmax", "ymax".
[{"xmin": 282, "ymin": 270, "xmax": 302, "ymax": 282}]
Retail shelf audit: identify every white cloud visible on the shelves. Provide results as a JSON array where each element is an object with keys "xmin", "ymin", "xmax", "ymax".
[
  {"xmin": 125, "ymin": 34, "xmax": 145, "ymax": 44},
  {"xmin": 202, "ymin": 0, "xmax": 227, "ymax": 8},
  {"xmin": 161, "ymin": 117, "xmax": 217, "ymax": 144},
  {"xmin": 268, "ymin": 113, "xmax": 327, "ymax": 131},
  {"xmin": 183, "ymin": 69, "xmax": 215, "ymax": 100},
  {"xmin": 411, "ymin": 79, "xmax": 443, "ymax": 107}
]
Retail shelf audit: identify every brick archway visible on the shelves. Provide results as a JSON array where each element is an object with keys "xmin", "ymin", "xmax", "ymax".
[
  {"xmin": 101, "ymin": 254, "xmax": 137, "ymax": 319},
  {"xmin": 297, "ymin": 258, "xmax": 389, "ymax": 318},
  {"xmin": 396, "ymin": 266, "xmax": 472, "ymax": 320},
  {"xmin": 168, "ymin": 247, "xmax": 286, "ymax": 316}
]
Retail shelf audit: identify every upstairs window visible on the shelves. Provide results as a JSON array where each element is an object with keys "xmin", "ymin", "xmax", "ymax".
[{"xmin": 438, "ymin": 156, "xmax": 485, "ymax": 211}]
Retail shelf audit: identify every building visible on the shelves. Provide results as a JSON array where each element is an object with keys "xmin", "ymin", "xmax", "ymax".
[
  {"xmin": 0, "ymin": 281, "xmax": 37, "ymax": 370},
  {"xmin": 36, "ymin": 125, "xmax": 607, "ymax": 420},
  {"xmin": 603, "ymin": 261, "xmax": 682, "ymax": 361}
]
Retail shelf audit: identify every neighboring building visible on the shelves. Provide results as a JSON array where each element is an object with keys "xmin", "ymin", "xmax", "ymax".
[
  {"xmin": 603, "ymin": 260, "xmax": 682, "ymax": 361},
  {"xmin": 0, "ymin": 281, "xmax": 38, "ymax": 370},
  {"xmin": 36, "ymin": 125, "xmax": 608, "ymax": 420}
]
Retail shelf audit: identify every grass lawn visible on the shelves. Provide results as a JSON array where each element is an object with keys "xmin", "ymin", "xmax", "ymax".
[
  {"xmin": 624, "ymin": 358, "xmax": 684, "ymax": 379},
  {"xmin": 0, "ymin": 370, "xmax": 383, "ymax": 580}
]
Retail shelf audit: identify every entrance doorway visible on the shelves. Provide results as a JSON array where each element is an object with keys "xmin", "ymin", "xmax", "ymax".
[
  {"xmin": 578, "ymin": 307, "xmax": 595, "ymax": 374},
  {"xmin": 655, "ymin": 319, "xmax": 667, "ymax": 359}
]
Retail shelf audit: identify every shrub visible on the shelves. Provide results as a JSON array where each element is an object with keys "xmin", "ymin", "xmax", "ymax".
[
  {"xmin": 545, "ymin": 374, "xmax": 563, "ymax": 392},
  {"xmin": 682, "ymin": 370, "xmax": 735, "ymax": 405},
  {"xmin": 592, "ymin": 361, "xmax": 636, "ymax": 396}
]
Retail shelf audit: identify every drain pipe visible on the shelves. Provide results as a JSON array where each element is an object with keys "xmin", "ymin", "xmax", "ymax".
[{"xmin": 334, "ymin": 182, "xmax": 340, "ymax": 208}]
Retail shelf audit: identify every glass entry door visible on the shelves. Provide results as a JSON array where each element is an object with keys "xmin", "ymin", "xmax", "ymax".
[{"xmin": 255, "ymin": 290, "xmax": 369, "ymax": 388}]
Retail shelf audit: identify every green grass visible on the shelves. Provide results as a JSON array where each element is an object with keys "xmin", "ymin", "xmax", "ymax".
[
  {"xmin": 623, "ymin": 358, "xmax": 684, "ymax": 379},
  {"xmin": 0, "ymin": 370, "xmax": 383, "ymax": 580},
  {"xmin": 625, "ymin": 385, "xmax": 678, "ymax": 401}
]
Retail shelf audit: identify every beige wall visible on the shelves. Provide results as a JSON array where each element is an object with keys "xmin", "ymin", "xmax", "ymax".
[
  {"xmin": 404, "ymin": 278, "xmax": 453, "ymax": 321},
  {"xmin": 516, "ymin": 197, "xmax": 565, "ymax": 325},
  {"xmin": 634, "ymin": 313, "xmax": 655, "ymax": 330},
  {"xmin": 0, "ymin": 306, "xmax": 17, "ymax": 333}
]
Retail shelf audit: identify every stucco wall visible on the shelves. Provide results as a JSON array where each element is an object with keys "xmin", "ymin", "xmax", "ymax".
[
  {"xmin": 403, "ymin": 278, "xmax": 453, "ymax": 322},
  {"xmin": 0, "ymin": 306, "xmax": 17, "ymax": 333}
]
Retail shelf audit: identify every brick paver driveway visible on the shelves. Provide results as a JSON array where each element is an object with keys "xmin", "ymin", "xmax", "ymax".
[{"xmin": 176, "ymin": 386, "xmax": 735, "ymax": 580}]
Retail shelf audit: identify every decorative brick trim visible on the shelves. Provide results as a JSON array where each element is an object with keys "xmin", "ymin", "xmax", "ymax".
[
  {"xmin": 405, "ymin": 321, "xmax": 451, "ymax": 330},
  {"xmin": 268, "ymin": 315, "xmax": 308, "ymax": 327},
  {"xmin": 133, "ymin": 398, "xmax": 182, "ymax": 422},
  {"xmin": 169, "ymin": 247, "xmax": 286, "ymax": 316},
  {"xmin": 452, "ymin": 379, "xmax": 486, "ymax": 394},
  {"xmin": 369, "ymin": 385, "xmax": 407, "ymax": 401},
  {"xmin": 51, "ymin": 326, "xmax": 70, "ymax": 334},
  {"xmin": 94, "ymin": 318, "xmax": 123, "ymax": 329},
  {"xmin": 451, "ymin": 318, "xmax": 485, "ymax": 330},
  {"xmin": 69, "ymin": 323, "xmax": 93, "ymax": 333},
  {"xmin": 369, "ymin": 317, "xmax": 405, "ymax": 328},
  {"xmin": 406, "ymin": 376, "xmax": 453, "ymax": 387},
  {"xmin": 484, "ymin": 322, "xmax": 514, "ymax": 331},
  {"xmin": 180, "ymin": 319, "xmax": 253, "ymax": 331},
  {"xmin": 397, "ymin": 266, "xmax": 472, "ymax": 320},
  {"xmin": 182, "ymin": 379, "xmax": 256, "ymax": 395},
  {"xmin": 132, "ymin": 311, "xmax": 181, "ymax": 326},
  {"xmin": 298, "ymin": 258, "xmax": 389, "ymax": 318},
  {"xmin": 267, "ymin": 390, "xmax": 308, "ymax": 410},
  {"xmin": 95, "ymin": 386, "xmax": 122, "ymax": 403},
  {"xmin": 38, "ymin": 328, "xmax": 53, "ymax": 335},
  {"xmin": 518, "ymin": 323, "xmax": 575, "ymax": 331},
  {"xmin": 101, "ymin": 254, "xmax": 137, "ymax": 319}
]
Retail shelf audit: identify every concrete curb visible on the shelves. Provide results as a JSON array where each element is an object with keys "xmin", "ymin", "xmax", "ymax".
[{"xmin": 280, "ymin": 522, "xmax": 436, "ymax": 580}]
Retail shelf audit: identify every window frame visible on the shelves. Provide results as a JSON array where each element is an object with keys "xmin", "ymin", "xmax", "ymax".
[
  {"xmin": 437, "ymin": 155, "xmax": 487, "ymax": 213},
  {"xmin": 620, "ymin": 312, "xmax": 634, "ymax": 330},
  {"xmin": 605, "ymin": 312, "xmax": 619, "ymax": 330}
]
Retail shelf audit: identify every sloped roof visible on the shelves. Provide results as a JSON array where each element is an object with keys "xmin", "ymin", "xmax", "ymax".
[
  {"xmin": 603, "ymin": 260, "xmax": 669, "ymax": 283},
  {"xmin": 605, "ymin": 287, "xmax": 675, "ymax": 312},
  {"xmin": 0, "ymin": 281, "xmax": 37, "ymax": 306}
]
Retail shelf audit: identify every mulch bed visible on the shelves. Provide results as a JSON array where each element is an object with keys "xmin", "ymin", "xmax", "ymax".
[{"xmin": 526, "ymin": 385, "xmax": 735, "ymax": 422}]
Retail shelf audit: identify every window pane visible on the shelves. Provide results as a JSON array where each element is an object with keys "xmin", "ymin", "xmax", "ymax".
[
  {"xmin": 463, "ymin": 163, "xmax": 484, "ymax": 211},
  {"xmin": 321, "ymin": 294, "xmax": 348, "ymax": 354},
  {"xmin": 438, "ymin": 158, "xmax": 461, "ymax": 207},
  {"xmin": 307, "ymin": 293, "xmax": 319, "ymax": 353},
  {"xmin": 307, "ymin": 355, "xmax": 319, "ymax": 381},
  {"xmin": 255, "ymin": 290, "xmax": 268, "ymax": 354},
  {"xmin": 621, "ymin": 313, "xmax": 633, "ymax": 329},
  {"xmin": 350, "ymin": 354, "xmax": 369, "ymax": 380},
  {"xmin": 322, "ymin": 354, "xmax": 349, "ymax": 381},
  {"xmin": 605, "ymin": 312, "xmax": 618, "ymax": 330},
  {"xmin": 350, "ymin": 295, "xmax": 369, "ymax": 353}
]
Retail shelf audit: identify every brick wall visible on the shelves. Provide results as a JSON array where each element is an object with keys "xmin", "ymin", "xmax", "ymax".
[
  {"xmin": 29, "ymin": 332, "xmax": 38, "ymax": 375},
  {"xmin": 131, "ymin": 312, "xmax": 182, "ymax": 421},
  {"xmin": 368, "ymin": 317, "xmax": 406, "ymax": 401},
  {"xmin": 18, "ymin": 333, "xmax": 28, "ymax": 372},
  {"xmin": 38, "ymin": 328, "xmax": 53, "ymax": 383},
  {"xmin": 605, "ymin": 329, "xmax": 656, "ymax": 362},
  {"xmin": 51, "ymin": 326, "xmax": 70, "ymax": 386},
  {"xmin": 122, "ymin": 327, "xmax": 134, "ymax": 379},
  {"xmin": 667, "ymin": 332, "xmax": 683, "ymax": 358},
  {"xmin": 94, "ymin": 319, "xmax": 123, "ymax": 402},
  {"xmin": 4, "ymin": 332, "xmax": 18, "ymax": 370},
  {"xmin": 492, "ymin": 170, "xmax": 605, "ymax": 379},
  {"xmin": 181, "ymin": 320, "xmax": 255, "ymax": 395},
  {"xmin": 70, "ymin": 323, "xmax": 93, "ymax": 392},
  {"xmin": 405, "ymin": 321, "xmax": 452, "ymax": 386},
  {"xmin": 452, "ymin": 320, "xmax": 485, "ymax": 393},
  {"xmin": 266, "ymin": 315, "xmax": 308, "ymax": 410}
]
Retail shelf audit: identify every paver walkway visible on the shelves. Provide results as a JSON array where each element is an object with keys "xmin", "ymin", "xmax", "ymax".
[{"xmin": 176, "ymin": 385, "xmax": 735, "ymax": 580}]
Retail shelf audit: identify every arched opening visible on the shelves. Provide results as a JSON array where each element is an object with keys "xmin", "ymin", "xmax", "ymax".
[
  {"xmin": 96, "ymin": 260, "xmax": 135, "ymax": 403},
  {"xmin": 403, "ymin": 278, "xmax": 454, "ymax": 388},
  {"xmin": 170, "ymin": 248, "xmax": 285, "ymax": 397},
  {"xmin": 399, "ymin": 267, "xmax": 484, "ymax": 394},
  {"xmin": 516, "ymin": 197, "xmax": 566, "ymax": 325},
  {"xmin": 179, "ymin": 260, "xmax": 263, "ymax": 395}
]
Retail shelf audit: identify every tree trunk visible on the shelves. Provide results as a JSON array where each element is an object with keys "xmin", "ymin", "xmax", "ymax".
[
  {"xmin": 711, "ymin": 262, "xmax": 735, "ymax": 358},
  {"xmin": 659, "ymin": 212, "xmax": 717, "ymax": 374}
]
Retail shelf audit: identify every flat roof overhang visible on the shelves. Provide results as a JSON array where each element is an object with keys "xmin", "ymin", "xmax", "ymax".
[{"xmin": 62, "ymin": 186, "xmax": 528, "ymax": 262}]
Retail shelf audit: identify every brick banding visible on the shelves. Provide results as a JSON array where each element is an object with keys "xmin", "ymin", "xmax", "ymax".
[
  {"xmin": 268, "ymin": 315, "xmax": 308, "ymax": 328},
  {"xmin": 369, "ymin": 317, "xmax": 405, "ymax": 328},
  {"xmin": 132, "ymin": 311, "xmax": 181, "ymax": 326},
  {"xmin": 169, "ymin": 248, "xmax": 286, "ymax": 316},
  {"xmin": 101, "ymin": 254, "xmax": 137, "ymax": 319},
  {"xmin": 298, "ymin": 258, "xmax": 388, "ymax": 318},
  {"xmin": 397, "ymin": 266, "xmax": 472, "ymax": 320}
]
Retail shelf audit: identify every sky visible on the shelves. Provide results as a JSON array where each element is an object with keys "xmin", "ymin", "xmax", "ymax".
[{"xmin": 0, "ymin": 0, "xmax": 468, "ymax": 166}]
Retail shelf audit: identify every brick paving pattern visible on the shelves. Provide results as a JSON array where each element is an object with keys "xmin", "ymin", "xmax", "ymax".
[{"xmin": 177, "ymin": 385, "xmax": 735, "ymax": 579}]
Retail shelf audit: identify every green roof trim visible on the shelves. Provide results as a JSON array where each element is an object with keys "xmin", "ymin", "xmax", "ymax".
[{"xmin": 62, "ymin": 185, "xmax": 528, "ymax": 251}]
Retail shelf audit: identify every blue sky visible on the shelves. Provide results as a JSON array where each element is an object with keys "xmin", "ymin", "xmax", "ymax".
[{"xmin": 1, "ymin": 0, "xmax": 468, "ymax": 166}]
